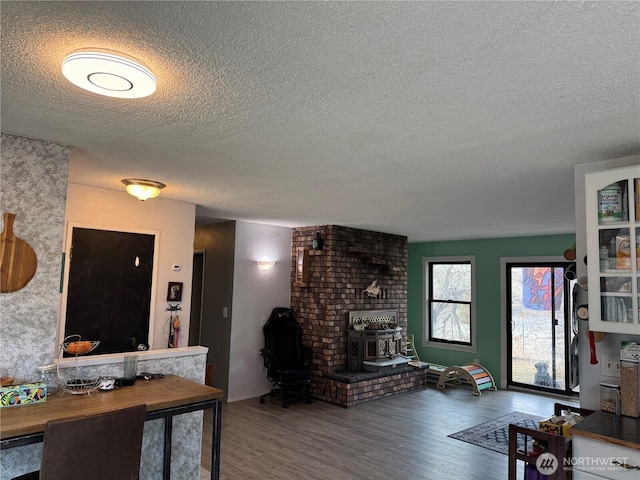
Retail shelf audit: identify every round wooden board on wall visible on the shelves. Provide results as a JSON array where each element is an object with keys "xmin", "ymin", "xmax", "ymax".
[{"xmin": 1, "ymin": 213, "xmax": 37, "ymax": 293}]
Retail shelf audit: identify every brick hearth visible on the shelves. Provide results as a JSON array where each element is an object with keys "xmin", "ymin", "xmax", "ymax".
[{"xmin": 290, "ymin": 225, "xmax": 426, "ymax": 407}]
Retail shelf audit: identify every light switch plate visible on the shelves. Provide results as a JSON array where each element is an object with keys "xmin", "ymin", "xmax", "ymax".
[{"xmin": 600, "ymin": 353, "xmax": 620, "ymax": 377}]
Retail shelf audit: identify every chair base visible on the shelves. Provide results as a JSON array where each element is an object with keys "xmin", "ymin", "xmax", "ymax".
[{"xmin": 259, "ymin": 383, "xmax": 312, "ymax": 408}]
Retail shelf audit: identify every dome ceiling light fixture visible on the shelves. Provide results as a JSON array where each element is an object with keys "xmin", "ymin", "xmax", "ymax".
[
  {"xmin": 121, "ymin": 179, "xmax": 166, "ymax": 201},
  {"xmin": 62, "ymin": 48, "xmax": 156, "ymax": 98}
]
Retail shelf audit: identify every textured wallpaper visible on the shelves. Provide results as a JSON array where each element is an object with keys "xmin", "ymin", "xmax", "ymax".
[
  {"xmin": 0, "ymin": 134, "xmax": 69, "ymax": 478},
  {"xmin": 0, "ymin": 133, "xmax": 69, "ymax": 480},
  {"xmin": 0, "ymin": 133, "xmax": 69, "ymax": 378}
]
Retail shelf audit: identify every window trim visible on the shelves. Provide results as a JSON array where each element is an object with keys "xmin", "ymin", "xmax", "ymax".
[{"xmin": 422, "ymin": 256, "xmax": 477, "ymax": 353}]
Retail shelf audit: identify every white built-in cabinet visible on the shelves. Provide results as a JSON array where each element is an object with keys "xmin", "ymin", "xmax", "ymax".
[
  {"xmin": 572, "ymin": 436, "xmax": 640, "ymax": 480},
  {"xmin": 585, "ymin": 165, "xmax": 640, "ymax": 335}
]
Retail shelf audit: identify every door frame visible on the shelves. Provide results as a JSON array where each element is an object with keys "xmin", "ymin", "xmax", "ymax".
[
  {"xmin": 499, "ymin": 256, "xmax": 570, "ymax": 390},
  {"xmin": 188, "ymin": 249, "xmax": 206, "ymax": 346},
  {"xmin": 58, "ymin": 222, "xmax": 160, "ymax": 353},
  {"xmin": 504, "ymin": 259, "xmax": 576, "ymax": 395}
]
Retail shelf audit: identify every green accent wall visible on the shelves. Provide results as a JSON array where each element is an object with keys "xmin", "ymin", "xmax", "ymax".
[{"xmin": 408, "ymin": 233, "xmax": 575, "ymax": 385}]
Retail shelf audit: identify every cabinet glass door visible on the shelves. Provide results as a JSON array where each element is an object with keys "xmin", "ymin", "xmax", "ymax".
[
  {"xmin": 585, "ymin": 167, "xmax": 640, "ymax": 335},
  {"xmin": 597, "ymin": 226, "xmax": 634, "ymax": 323}
]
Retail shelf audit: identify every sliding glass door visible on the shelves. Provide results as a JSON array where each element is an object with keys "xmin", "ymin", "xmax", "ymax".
[{"xmin": 506, "ymin": 262, "xmax": 578, "ymax": 395}]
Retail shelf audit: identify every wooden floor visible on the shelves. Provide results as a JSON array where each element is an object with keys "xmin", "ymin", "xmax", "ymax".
[{"xmin": 201, "ymin": 384, "xmax": 578, "ymax": 479}]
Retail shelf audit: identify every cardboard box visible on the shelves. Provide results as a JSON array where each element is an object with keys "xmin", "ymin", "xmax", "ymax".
[
  {"xmin": 0, "ymin": 383, "xmax": 47, "ymax": 407},
  {"xmin": 616, "ymin": 232, "xmax": 631, "ymax": 269}
]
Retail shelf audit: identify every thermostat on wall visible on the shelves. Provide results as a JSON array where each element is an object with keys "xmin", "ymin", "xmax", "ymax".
[{"xmin": 172, "ymin": 264, "xmax": 181, "ymax": 272}]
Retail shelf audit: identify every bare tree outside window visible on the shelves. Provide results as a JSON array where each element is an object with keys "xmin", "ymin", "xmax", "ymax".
[{"xmin": 429, "ymin": 262, "xmax": 472, "ymax": 344}]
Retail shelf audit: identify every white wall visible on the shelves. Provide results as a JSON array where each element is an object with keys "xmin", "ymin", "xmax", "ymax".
[
  {"xmin": 227, "ymin": 221, "xmax": 292, "ymax": 402},
  {"xmin": 574, "ymin": 155, "xmax": 640, "ymax": 410},
  {"xmin": 64, "ymin": 183, "xmax": 196, "ymax": 350}
]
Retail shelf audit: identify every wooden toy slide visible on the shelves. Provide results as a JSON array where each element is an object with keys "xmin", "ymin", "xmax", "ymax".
[{"xmin": 436, "ymin": 363, "xmax": 497, "ymax": 396}]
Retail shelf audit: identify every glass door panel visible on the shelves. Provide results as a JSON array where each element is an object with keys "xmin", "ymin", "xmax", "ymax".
[
  {"xmin": 507, "ymin": 263, "xmax": 577, "ymax": 395},
  {"xmin": 585, "ymin": 167, "xmax": 639, "ymax": 334}
]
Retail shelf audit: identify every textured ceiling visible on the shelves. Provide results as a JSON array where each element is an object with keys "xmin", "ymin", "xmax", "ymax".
[{"xmin": 1, "ymin": 1, "xmax": 639, "ymax": 242}]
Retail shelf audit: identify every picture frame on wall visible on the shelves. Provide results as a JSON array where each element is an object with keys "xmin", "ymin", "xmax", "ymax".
[
  {"xmin": 167, "ymin": 281, "xmax": 183, "ymax": 302},
  {"xmin": 296, "ymin": 248, "xmax": 309, "ymax": 285}
]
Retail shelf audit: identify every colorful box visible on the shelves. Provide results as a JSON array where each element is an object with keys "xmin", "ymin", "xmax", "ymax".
[
  {"xmin": 0, "ymin": 382, "xmax": 47, "ymax": 407},
  {"xmin": 539, "ymin": 417, "xmax": 577, "ymax": 437}
]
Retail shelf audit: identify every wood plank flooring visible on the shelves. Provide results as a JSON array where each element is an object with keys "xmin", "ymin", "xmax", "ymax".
[{"xmin": 201, "ymin": 384, "xmax": 578, "ymax": 479}]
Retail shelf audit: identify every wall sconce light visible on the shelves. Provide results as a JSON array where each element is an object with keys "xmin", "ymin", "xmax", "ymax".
[
  {"xmin": 257, "ymin": 261, "xmax": 276, "ymax": 271},
  {"xmin": 122, "ymin": 179, "xmax": 166, "ymax": 201},
  {"xmin": 62, "ymin": 48, "xmax": 156, "ymax": 98}
]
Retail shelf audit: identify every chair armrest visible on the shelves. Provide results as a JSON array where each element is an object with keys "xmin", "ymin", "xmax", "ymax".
[
  {"xmin": 260, "ymin": 348, "xmax": 273, "ymax": 369},
  {"xmin": 301, "ymin": 346, "xmax": 313, "ymax": 367}
]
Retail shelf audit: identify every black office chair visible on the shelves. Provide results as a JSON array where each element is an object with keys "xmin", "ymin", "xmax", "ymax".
[
  {"xmin": 12, "ymin": 404, "xmax": 146, "ymax": 480},
  {"xmin": 259, "ymin": 307, "xmax": 313, "ymax": 408}
]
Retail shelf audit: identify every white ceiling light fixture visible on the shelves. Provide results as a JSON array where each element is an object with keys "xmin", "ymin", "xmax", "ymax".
[
  {"xmin": 62, "ymin": 48, "xmax": 156, "ymax": 98},
  {"xmin": 122, "ymin": 179, "xmax": 166, "ymax": 201}
]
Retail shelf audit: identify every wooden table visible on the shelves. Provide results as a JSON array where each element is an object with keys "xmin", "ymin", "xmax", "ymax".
[{"xmin": 0, "ymin": 374, "xmax": 223, "ymax": 480}]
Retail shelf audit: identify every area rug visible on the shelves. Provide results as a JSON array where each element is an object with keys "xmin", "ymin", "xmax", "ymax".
[{"xmin": 447, "ymin": 411, "xmax": 544, "ymax": 455}]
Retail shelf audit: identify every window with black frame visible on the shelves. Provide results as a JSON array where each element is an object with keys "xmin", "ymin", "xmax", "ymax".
[{"xmin": 423, "ymin": 256, "xmax": 476, "ymax": 352}]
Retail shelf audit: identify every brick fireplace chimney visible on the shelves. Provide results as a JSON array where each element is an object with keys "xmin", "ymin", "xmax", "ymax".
[{"xmin": 291, "ymin": 225, "xmax": 415, "ymax": 406}]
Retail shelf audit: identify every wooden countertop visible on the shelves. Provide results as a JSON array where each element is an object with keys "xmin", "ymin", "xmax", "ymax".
[
  {"xmin": 1, "ymin": 374, "xmax": 223, "ymax": 440},
  {"xmin": 570, "ymin": 410, "xmax": 640, "ymax": 451}
]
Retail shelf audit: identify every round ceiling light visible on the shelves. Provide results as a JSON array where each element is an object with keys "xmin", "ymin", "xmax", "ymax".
[
  {"xmin": 62, "ymin": 49, "xmax": 156, "ymax": 98},
  {"xmin": 122, "ymin": 179, "xmax": 166, "ymax": 201}
]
